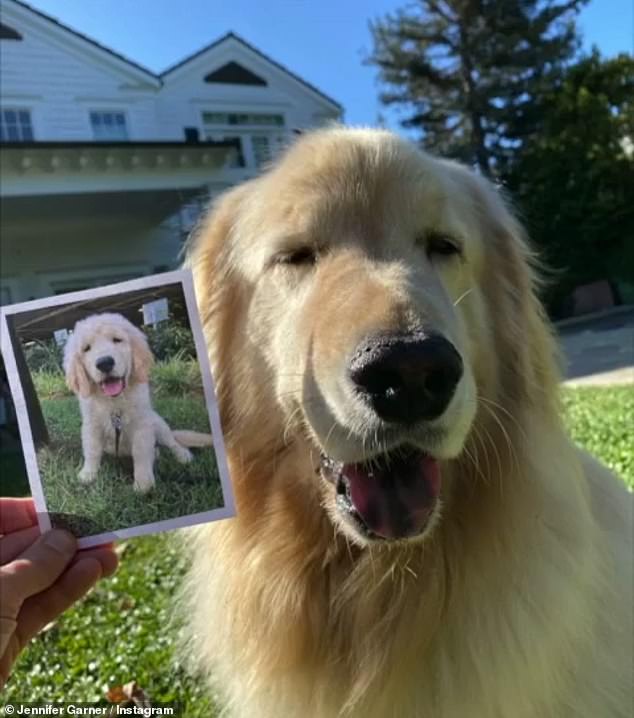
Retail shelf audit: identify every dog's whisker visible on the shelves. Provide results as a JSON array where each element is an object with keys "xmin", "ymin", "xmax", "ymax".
[
  {"xmin": 470, "ymin": 424, "xmax": 493, "ymax": 486},
  {"xmin": 479, "ymin": 401, "xmax": 522, "ymax": 482},
  {"xmin": 453, "ymin": 287, "xmax": 474, "ymax": 306},
  {"xmin": 461, "ymin": 440, "xmax": 489, "ymax": 486},
  {"xmin": 477, "ymin": 414, "xmax": 505, "ymax": 485},
  {"xmin": 281, "ymin": 405, "xmax": 304, "ymax": 448},
  {"xmin": 324, "ymin": 420, "xmax": 341, "ymax": 453},
  {"xmin": 403, "ymin": 562, "xmax": 418, "ymax": 580},
  {"xmin": 478, "ymin": 395, "xmax": 527, "ymax": 442}
]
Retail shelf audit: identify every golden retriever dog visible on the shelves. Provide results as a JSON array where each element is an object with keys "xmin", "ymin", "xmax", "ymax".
[
  {"xmin": 64, "ymin": 312, "xmax": 212, "ymax": 493},
  {"xmin": 183, "ymin": 128, "xmax": 632, "ymax": 717}
]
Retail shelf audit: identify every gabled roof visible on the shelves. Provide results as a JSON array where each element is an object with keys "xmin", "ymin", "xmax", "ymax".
[
  {"xmin": 161, "ymin": 32, "xmax": 342, "ymax": 112},
  {"xmin": 4, "ymin": 2, "xmax": 342, "ymax": 112},
  {"xmin": 5, "ymin": 0, "xmax": 159, "ymax": 86}
]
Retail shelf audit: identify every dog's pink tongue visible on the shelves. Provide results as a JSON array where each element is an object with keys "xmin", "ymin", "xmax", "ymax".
[
  {"xmin": 101, "ymin": 378, "xmax": 124, "ymax": 397},
  {"xmin": 344, "ymin": 451, "xmax": 440, "ymax": 539}
]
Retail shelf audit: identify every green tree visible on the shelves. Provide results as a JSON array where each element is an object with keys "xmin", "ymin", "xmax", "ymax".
[
  {"xmin": 368, "ymin": 0, "xmax": 588, "ymax": 175},
  {"xmin": 503, "ymin": 50, "xmax": 634, "ymax": 315}
]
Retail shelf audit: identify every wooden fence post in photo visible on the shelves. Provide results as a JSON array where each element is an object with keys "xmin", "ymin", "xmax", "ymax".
[{"xmin": 5, "ymin": 315, "xmax": 50, "ymax": 448}]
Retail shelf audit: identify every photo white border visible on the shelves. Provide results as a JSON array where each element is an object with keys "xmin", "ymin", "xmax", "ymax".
[{"xmin": 0, "ymin": 269, "xmax": 236, "ymax": 549}]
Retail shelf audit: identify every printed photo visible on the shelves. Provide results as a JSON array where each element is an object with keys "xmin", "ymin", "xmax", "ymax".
[{"xmin": 0, "ymin": 270, "xmax": 234, "ymax": 548}]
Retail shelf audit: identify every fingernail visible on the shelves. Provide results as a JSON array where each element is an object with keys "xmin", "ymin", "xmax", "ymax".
[{"xmin": 44, "ymin": 530, "xmax": 77, "ymax": 553}]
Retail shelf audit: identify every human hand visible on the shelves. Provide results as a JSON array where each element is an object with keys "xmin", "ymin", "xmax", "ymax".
[{"xmin": 0, "ymin": 497, "xmax": 119, "ymax": 688}]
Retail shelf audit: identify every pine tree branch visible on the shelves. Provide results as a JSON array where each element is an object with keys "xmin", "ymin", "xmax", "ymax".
[{"xmin": 426, "ymin": 0, "xmax": 457, "ymax": 24}]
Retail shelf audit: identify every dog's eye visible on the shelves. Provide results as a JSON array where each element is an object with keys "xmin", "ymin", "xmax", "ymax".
[
  {"xmin": 83, "ymin": 344, "xmax": 91, "ymax": 353},
  {"xmin": 275, "ymin": 247, "xmax": 318, "ymax": 266},
  {"xmin": 112, "ymin": 337, "xmax": 123, "ymax": 343},
  {"xmin": 425, "ymin": 232, "xmax": 462, "ymax": 259}
]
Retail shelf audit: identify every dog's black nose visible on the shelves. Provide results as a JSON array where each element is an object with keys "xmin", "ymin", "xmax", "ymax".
[
  {"xmin": 95, "ymin": 355, "xmax": 115, "ymax": 374},
  {"xmin": 349, "ymin": 332, "xmax": 463, "ymax": 424}
]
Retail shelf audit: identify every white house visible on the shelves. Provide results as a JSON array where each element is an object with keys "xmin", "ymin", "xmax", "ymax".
[{"xmin": 0, "ymin": 0, "xmax": 342, "ymax": 303}]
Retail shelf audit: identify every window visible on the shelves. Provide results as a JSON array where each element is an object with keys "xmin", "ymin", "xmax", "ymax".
[
  {"xmin": 0, "ymin": 23, "xmax": 23, "ymax": 40},
  {"xmin": 202, "ymin": 112, "xmax": 287, "ymax": 169},
  {"xmin": 202, "ymin": 135, "xmax": 245, "ymax": 168},
  {"xmin": 90, "ymin": 111, "xmax": 129, "ymax": 141},
  {"xmin": 202, "ymin": 112, "xmax": 284, "ymax": 127},
  {"xmin": 223, "ymin": 136, "xmax": 247, "ymax": 168},
  {"xmin": 204, "ymin": 62, "xmax": 267, "ymax": 86},
  {"xmin": 251, "ymin": 136, "xmax": 272, "ymax": 167},
  {"xmin": 0, "ymin": 109, "xmax": 33, "ymax": 142}
]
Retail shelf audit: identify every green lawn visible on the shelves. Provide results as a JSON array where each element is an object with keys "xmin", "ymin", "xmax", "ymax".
[
  {"xmin": 562, "ymin": 386, "xmax": 634, "ymax": 484},
  {"xmin": 3, "ymin": 535, "xmax": 219, "ymax": 715},
  {"xmin": 5, "ymin": 386, "xmax": 632, "ymax": 711}
]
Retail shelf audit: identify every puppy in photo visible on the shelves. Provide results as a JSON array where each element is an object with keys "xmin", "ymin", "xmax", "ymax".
[{"xmin": 64, "ymin": 312, "xmax": 212, "ymax": 493}]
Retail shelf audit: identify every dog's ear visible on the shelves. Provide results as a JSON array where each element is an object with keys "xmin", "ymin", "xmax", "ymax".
[
  {"xmin": 184, "ymin": 183, "xmax": 254, "ymax": 440},
  {"xmin": 64, "ymin": 342, "xmax": 92, "ymax": 398},
  {"xmin": 185, "ymin": 182, "xmax": 253, "ymax": 330},
  {"xmin": 465, "ymin": 170, "xmax": 560, "ymax": 414},
  {"xmin": 128, "ymin": 325, "xmax": 154, "ymax": 385}
]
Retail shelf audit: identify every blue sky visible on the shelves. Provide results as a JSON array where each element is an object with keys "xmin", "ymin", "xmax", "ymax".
[{"xmin": 16, "ymin": 0, "xmax": 633, "ymax": 128}]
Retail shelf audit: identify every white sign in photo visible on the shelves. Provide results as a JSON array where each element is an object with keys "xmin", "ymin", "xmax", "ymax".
[{"xmin": 142, "ymin": 297, "xmax": 169, "ymax": 326}]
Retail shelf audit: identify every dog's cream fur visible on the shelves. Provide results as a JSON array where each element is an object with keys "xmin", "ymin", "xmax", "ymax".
[
  {"xmin": 183, "ymin": 128, "xmax": 632, "ymax": 717},
  {"xmin": 64, "ymin": 312, "xmax": 212, "ymax": 493}
]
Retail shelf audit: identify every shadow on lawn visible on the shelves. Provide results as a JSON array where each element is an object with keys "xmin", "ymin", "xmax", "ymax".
[
  {"xmin": 48, "ymin": 511, "xmax": 113, "ymax": 537},
  {"xmin": 38, "ymin": 439, "xmax": 224, "ymax": 538}
]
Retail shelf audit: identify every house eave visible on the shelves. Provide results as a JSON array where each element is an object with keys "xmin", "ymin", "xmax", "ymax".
[
  {"xmin": 0, "ymin": 141, "xmax": 241, "ymax": 197},
  {"xmin": 0, "ymin": 140, "xmax": 239, "ymax": 151}
]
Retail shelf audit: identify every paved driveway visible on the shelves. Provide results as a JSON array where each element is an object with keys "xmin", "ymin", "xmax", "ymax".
[{"xmin": 557, "ymin": 309, "xmax": 634, "ymax": 386}]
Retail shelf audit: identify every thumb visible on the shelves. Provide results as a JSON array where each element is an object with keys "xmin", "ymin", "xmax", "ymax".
[{"xmin": 0, "ymin": 530, "xmax": 77, "ymax": 619}]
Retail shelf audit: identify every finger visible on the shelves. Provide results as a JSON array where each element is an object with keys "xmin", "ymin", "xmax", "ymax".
[
  {"xmin": 0, "ymin": 628, "xmax": 19, "ymax": 690},
  {"xmin": 70, "ymin": 546, "xmax": 119, "ymax": 578},
  {"xmin": 0, "ymin": 615, "xmax": 18, "ymax": 667},
  {"xmin": 13, "ymin": 557, "xmax": 102, "ymax": 650},
  {"xmin": 0, "ymin": 530, "xmax": 76, "ymax": 617},
  {"xmin": 0, "ymin": 498, "xmax": 37, "ymax": 534},
  {"xmin": 0, "ymin": 526, "xmax": 40, "ymax": 565}
]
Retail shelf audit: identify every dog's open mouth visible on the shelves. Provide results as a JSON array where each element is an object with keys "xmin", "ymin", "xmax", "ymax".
[
  {"xmin": 320, "ymin": 446, "xmax": 441, "ymax": 540},
  {"xmin": 100, "ymin": 376, "xmax": 125, "ymax": 397}
]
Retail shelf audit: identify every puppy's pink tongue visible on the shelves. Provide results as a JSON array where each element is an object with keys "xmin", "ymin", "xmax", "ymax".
[
  {"xmin": 344, "ymin": 451, "xmax": 440, "ymax": 539},
  {"xmin": 101, "ymin": 378, "xmax": 124, "ymax": 397}
]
